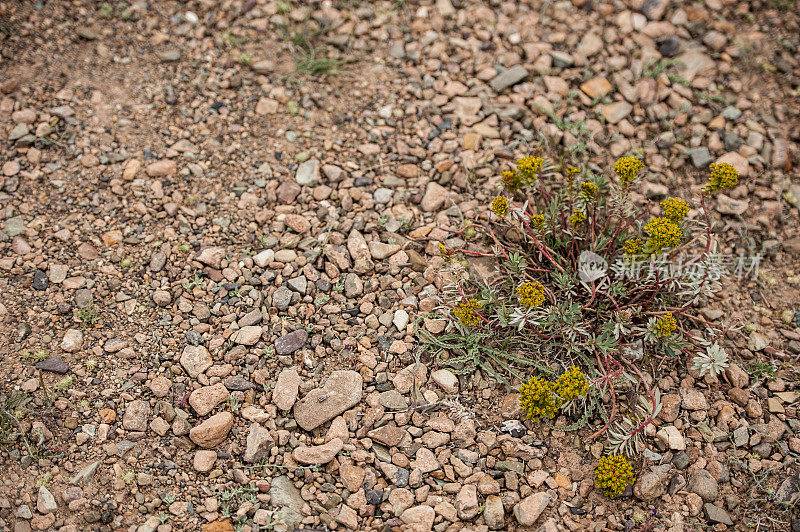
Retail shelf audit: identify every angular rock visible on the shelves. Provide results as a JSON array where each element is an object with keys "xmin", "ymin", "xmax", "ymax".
[
  {"xmin": 244, "ymin": 423, "xmax": 273, "ymax": 463},
  {"xmin": 513, "ymin": 492, "xmax": 551, "ymax": 526},
  {"xmin": 293, "ymin": 370, "xmax": 363, "ymax": 431},
  {"xmin": 273, "ymin": 368, "xmax": 301, "ymax": 411},
  {"xmin": 180, "ymin": 346, "xmax": 212, "ymax": 378},
  {"xmin": 195, "ymin": 247, "xmax": 225, "ymax": 269},
  {"xmin": 189, "ymin": 383, "xmax": 230, "ymax": 416},
  {"xmin": 122, "ymin": 400, "xmax": 150, "ymax": 431},
  {"xmin": 232, "ymin": 325, "xmax": 262, "ymax": 346},
  {"xmin": 292, "ymin": 437, "xmax": 343, "ymax": 465},
  {"xmin": 490, "ymin": 66, "xmax": 528, "ymax": 91},
  {"xmin": 295, "ymin": 159, "xmax": 320, "ymax": 186},
  {"xmin": 190, "ymin": 412, "xmax": 234, "ymax": 448}
]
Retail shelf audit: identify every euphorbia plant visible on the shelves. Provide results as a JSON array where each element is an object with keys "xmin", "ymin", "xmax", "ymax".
[{"xmin": 421, "ymin": 154, "xmax": 741, "ymax": 455}]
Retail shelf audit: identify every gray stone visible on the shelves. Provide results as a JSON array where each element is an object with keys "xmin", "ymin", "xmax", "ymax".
[
  {"xmin": 35, "ymin": 357, "xmax": 69, "ymax": 374},
  {"xmin": 273, "ymin": 286, "xmax": 292, "ymax": 310},
  {"xmin": 490, "ymin": 66, "xmax": 528, "ymax": 91},
  {"xmin": 691, "ymin": 148, "xmax": 713, "ymax": 168},
  {"xmin": 269, "ymin": 476, "xmax": 304, "ymax": 531},
  {"xmin": 180, "ymin": 345, "xmax": 212, "ymax": 377},
  {"xmin": 634, "ymin": 464, "xmax": 672, "ymax": 501},
  {"xmin": 70, "ymin": 461, "xmax": 100, "ymax": 485},
  {"xmin": 689, "ymin": 470, "xmax": 719, "ymax": 502},
  {"xmin": 295, "ymin": 159, "xmax": 320, "ymax": 186},
  {"xmin": 704, "ymin": 503, "xmax": 733, "ymax": 525},
  {"xmin": 37, "ymin": 486, "xmax": 57, "ymax": 514}
]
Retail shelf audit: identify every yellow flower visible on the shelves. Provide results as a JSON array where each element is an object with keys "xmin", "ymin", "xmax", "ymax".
[
  {"xmin": 491, "ymin": 196, "xmax": 509, "ymax": 216},
  {"xmin": 622, "ymin": 238, "xmax": 643, "ymax": 255},
  {"xmin": 453, "ymin": 299, "xmax": 481, "ymax": 327},
  {"xmin": 570, "ymin": 209, "xmax": 586, "ymax": 226},
  {"xmin": 565, "ymin": 165, "xmax": 581, "ymax": 176},
  {"xmin": 531, "ymin": 213, "xmax": 545, "ymax": 229},
  {"xmin": 660, "ymin": 197, "xmax": 689, "ymax": 222},
  {"xmin": 653, "ymin": 312, "xmax": 677, "ymax": 337},
  {"xmin": 501, "ymin": 170, "xmax": 522, "ymax": 192},
  {"xmin": 555, "ymin": 366, "xmax": 589, "ymax": 402},
  {"xmin": 519, "ymin": 376, "xmax": 560, "ymax": 421},
  {"xmin": 704, "ymin": 162, "xmax": 738, "ymax": 193},
  {"xmin": 595, "ymin": 455, "xmax": 635, "ymax": 498},
  {"xmin": 580, "ymin": 182, "xmax": 598, "ymax": 199},
  {"xmin": 613, "ymin": 156, "xmax": 644, "ymax": 186},
  {"xmin": 644, "ymin": 217, "xmax": 682, "ymax": 252},
  {"xmin": 516, "ymin": 156, "xmax": 544, "ymax": 183},
  {"xmin": 517, "ymin": 281, "xmax": 545, "ymax": 308}
]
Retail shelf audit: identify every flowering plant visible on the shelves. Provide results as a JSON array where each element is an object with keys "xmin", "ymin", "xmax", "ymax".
[{"xmin": 420, "ymin": 153, "xmax": 741, "ymax": 456}]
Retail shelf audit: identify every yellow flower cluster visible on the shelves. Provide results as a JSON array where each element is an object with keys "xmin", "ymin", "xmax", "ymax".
[
  {"xmin": 556, "ymin": 366, "xmax": 589, "ymax": 401},
  {"xmin": 501, "ymin": 156, "xmax": 545, "ymax": 192},
  {"xmin": 660, "ymin": 197, "xmax": 689, "ymax": 222},
  {"xmin": 517, "ymin": 156, "xmax": 544, "ymax": 181},
  {"xmin": 704, "ymin": 162, "xmax": 738, "ymax": 193},
  {"xmin": 517, "ymin": 281, "xmax": 545, "ymax": 308},
  {"xmin": 519, "ymin": 366, "xmax": 590, "ymax": 421},
  {"xmin": 519, "ymin": 375, "xmax": 561, "ymax": 421},
  {"xmin": 491, "ymin": 196, "xmax": 509, "ymax": 216},
  {"xmin": 570, "ymin": 209, "xmax": 586, "ymax": 226},
  {"xmin": 580, "ymin": 182, "xmax": 598, "ymax": 199},
  {"xmin": 654, "ymin": 312, "xmax": 677, "ymax": 337},
  {"xmin": 453, "ymin": 299, "xmax": 481, "ymax": 327},
  {"xmin": 595, "ymin": 455, "xmax": 635, "ymax": 498},
  {"xmin": 613, "ymin": 156, "xmax": 644, "ymax": 185},
  {"xmin": 501, "ymin": 170, "xmax": 521, "ymax": 192},
  {"xmin": 622, "ymin": 238, "xmax": 643, "ymax": 255},
  {"xmin": 565, "ymin": 165, "xmax": 581, "ymax": 176},
  {"xmin": 644, "ymin": 217, "xmax": 682, "ymax": 253},
  {"xmin": 531, "ymin": 213, "xmax": 545, "ymax": 229}
]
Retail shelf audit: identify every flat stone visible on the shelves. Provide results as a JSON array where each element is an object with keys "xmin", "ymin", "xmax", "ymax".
[
  {"xmin": 194, "ymin": 450, "xmax": 217, "ymax": 472},
  {"xmin": 293, "ymin": 370, "xmax": 363, "ymax": 431},
  {"xmin": 690, "ymin": 147, "xmax": 713, "ymax": 168},
  {"xmin": 122, "ymin": 400, "xmax": 150, "ymax": 431},
  {"xmin": 634, "ymin": 464, "xmax": 672, "ymax": 501},
  {"xmin": 431, "ymin": 369, "xmax": 459, "ymax": 394},
  {"xmin": 180, "ymin": 346, "xmax": 212, "ymax": 378},
  {"xmin": 146, "ymin": 159, "xmax": 177, "ymax": 177},
  {"xmin": 401, "ymin": 506, "xmax": 435, "ymax": 531},
  {"xmin": 232, "ymin": 325, "xmax": 262, "ymax": 346},
  {"xmin": 35, "ymin": 357, "xmax": 69, "ymax": 374},
  {"xmin": 292, "ymin": 437, "xmax": 343, "ymax": 465},
  {"xmin": 490, "ymin": 66, "xmax": 528, "ymax": 91},
  {"xmin": 37, "ymin": 486, "xmax": 57, "ymax": 514},
  {"xmin": 455, "ymin": 484, "xmax": 479, "ymax": 520},
  {"xmin": 580, "ymin": 77, "xmax": 613, "ymax": 99},
  {"xmin": 601, "ymin": 101, "xmax": 633, "ymax": 124},
  {"xmin": 273, "ymin": 368, "xmax": 301, "ymax": 411},
  {"xmin": 420, "ymin": 182, "xmax": 452, "ymax": 212},
  {"xmin": 195, "ymin": 247, "xmax": 225, "ymax": 269},
  {"xmin": 275, "ymin": 330, "xmax": 308, "ymax": 356},
  {"xmin": 704, "ymin": 503, "xmax": 733, "ymax": 525}
]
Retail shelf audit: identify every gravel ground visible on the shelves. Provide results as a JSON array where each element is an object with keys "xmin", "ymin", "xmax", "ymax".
[{"xmin": 2, "ymin": 0, "xmax": 800, "ymax": 531}]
